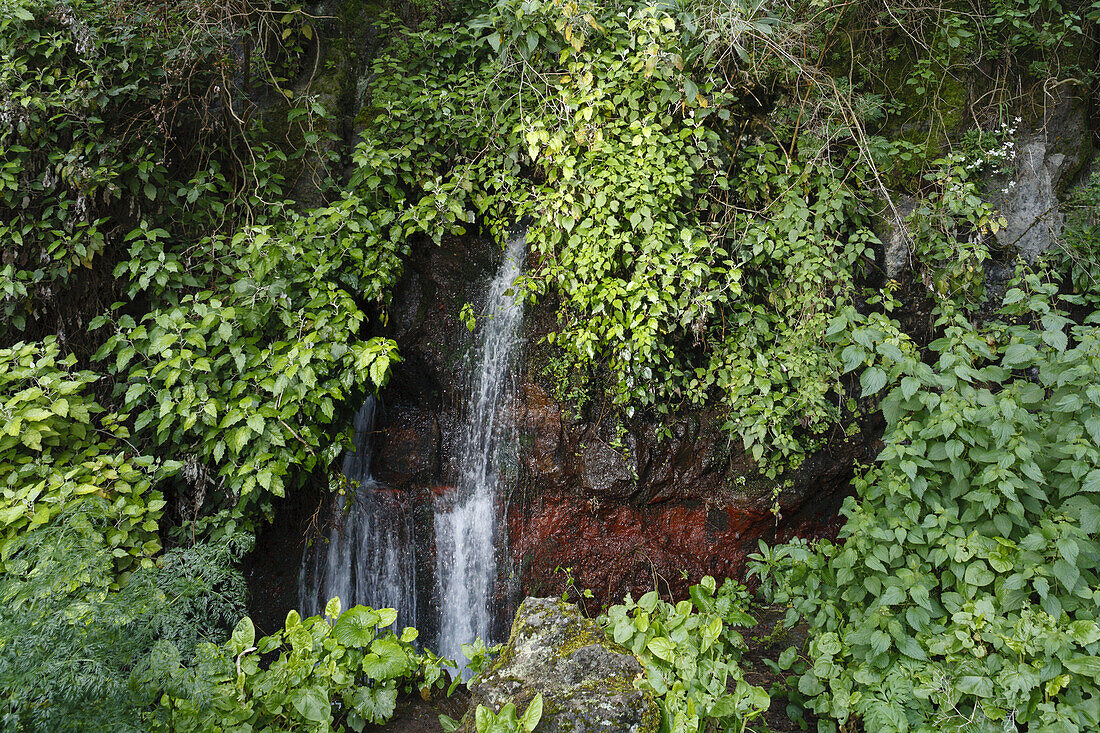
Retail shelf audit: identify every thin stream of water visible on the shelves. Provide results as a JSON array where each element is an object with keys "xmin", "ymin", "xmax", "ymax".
[
  {"xmin": 298, "ymin": 397, "xmax": 418, "ymax": 630},
  {"xmin": 433, "ymin": 234, "xmax": 527, "ymax": 670}
]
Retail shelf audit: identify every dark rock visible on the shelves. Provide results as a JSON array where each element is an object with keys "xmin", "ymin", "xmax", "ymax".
[
  {"xmin": 879, "ymin": 195, "xmax": 917, "ymax": 279},
  {"xmin": 579, "ymin": 432, "xmax": 637, "ymax": 498},
  {"xmin": 457, "ymin": 597, "xmax": 658, "ymax": 733}
]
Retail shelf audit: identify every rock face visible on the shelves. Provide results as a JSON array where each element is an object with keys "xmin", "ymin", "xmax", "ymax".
[
  {"xmin": 365, "ymin": 232, "xmax": 871, "ymax": 613},
  {"xmin": 457, "ymin": 597, "xmax": 658, "ymax": 733},
  {"xmin": 990, "ymin": 90, "xmax": 1093, "ymax": 262}
]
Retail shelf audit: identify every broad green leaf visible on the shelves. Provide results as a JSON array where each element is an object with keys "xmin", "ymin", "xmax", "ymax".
[
  {"xmin": 334, "ymin": 606, "xmax": 380, "ymax": 648},
  {"xmin": 860, "ymin": 366, "xmax": 888, "ymax": 397},
  {"xmin": 520, "ymin": 693, "xmax": 543, "ymax": 732},
  {"xmin": 1063, "ymin": 657, "xmax": 1100, "ymax": 680},
  {"xmin": 229, "ymin": 617, "xmax": 255, "ymax": 654},
  {"xmin": 647, "ymin": 637, "xmax": 677, "ymax": 662},
  {"xmin": 291, "ymin": 686, "xmax": 329, "ymax": 723}
]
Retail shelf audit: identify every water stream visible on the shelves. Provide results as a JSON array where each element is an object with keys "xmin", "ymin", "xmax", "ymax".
[
  {"xmin": 298, "ymin": 397, "xmax": 418, "ymax": 629},
  {"xmin": 299, "ymin": 234, "xmax": 526, "ymax": 665},
  {"xmin": 433, "ymin": 233, "xmax": 527, "ymax": 669}
]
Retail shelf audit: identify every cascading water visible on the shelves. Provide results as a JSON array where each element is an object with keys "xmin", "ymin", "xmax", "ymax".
[
  {"xmin": 434, "ymin": 233, "xmax": 527, "ymax": 670},
  {"xmin": 299, "ymin": 397, "xmax": 417, "ymax": 629}
]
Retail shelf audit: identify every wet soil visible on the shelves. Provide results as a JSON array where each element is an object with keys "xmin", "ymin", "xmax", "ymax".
[
  {"xmin": 366, "ymin": 690, "xmax": 470, "ymax": 733},
  {"xmin": 740, "ymin": 604, "xmax": 816, "ymax": 733}
]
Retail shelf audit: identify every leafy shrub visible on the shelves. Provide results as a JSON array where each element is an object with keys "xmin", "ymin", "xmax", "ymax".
[
  {"xmin": 754, "ymin": 280, "xmax": 1100, "ymax": 731},
  {"xmin": 600, "ymin": 577, "xmax": 770, "ymax": 733},
  {"xmin": 156, "ymin": 598, "xmax": 450, "ymax": 732},
  {"xmin": 0, "ymin": 0, "xmax": 315, "ymax": 339},
  {"xmin": 92, "ymin": 197, "xmax": 402, "ymax": 513},
  {"xmin": 0, "ymin": 337, "xmax": 176, "ymax": 576}
]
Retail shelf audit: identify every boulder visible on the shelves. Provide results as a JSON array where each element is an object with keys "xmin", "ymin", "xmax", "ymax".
[{"xmin": 457, "ymin": 597, "xmax": 659, "ymax": 733}]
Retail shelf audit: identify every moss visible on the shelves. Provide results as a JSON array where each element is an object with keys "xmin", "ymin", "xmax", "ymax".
[{"xmin": 471, "ymin": 599, "xmax": 659, "ymax": 733}]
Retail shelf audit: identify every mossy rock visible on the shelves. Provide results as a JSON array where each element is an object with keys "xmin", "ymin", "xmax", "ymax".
[{"xmin": 456, "ymin": 597, "xmax": 659, "ymax": 733}]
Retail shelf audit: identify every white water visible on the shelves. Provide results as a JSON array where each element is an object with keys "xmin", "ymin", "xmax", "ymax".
[
  {"xmin": 434, "ymin": 234, "xmax": 527, "ymax": 670},
  {"xmin": 299, "ymin": 397, "xmax": 418, "ymax": 629}
]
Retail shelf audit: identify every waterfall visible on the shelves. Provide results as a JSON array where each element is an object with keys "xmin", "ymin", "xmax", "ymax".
[
  {"xmin": 299, "ymin": 397, "xmax": 417, "ymax": 630},
  {"xmin": 434, "ymin": 233, "xmax": 527, "ymax": 670}
]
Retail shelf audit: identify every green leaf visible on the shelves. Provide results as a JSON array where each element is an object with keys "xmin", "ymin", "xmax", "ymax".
[
  {"xmin": 963, "ymin": 562, "xmax": 994, "ymax": 587},
  {"xmin": 1053, "ymin": 559, "xmax": 1080, "ymax": 591},
  {"xmin": 817, "ymin": 632, "xmax": 841, "ymax": 656},
  {"xmin": 1002, "ymin": 343, "xmax": 1037, "ymax": 368},
  {"xmin": 956, "ymin": 675, "xmax": 994, "ymax": 698},
  {"xmin": 362, "ymin": 638, "xmax": 412, "ymax": 679},
  {"xmin": 291, "ymin": 686, "xmax": 330, "ymax": 723},
  {"xmin": 646, "ymin": 637, "xmax": 677, "ymax": 662},
  {"xmin": 1064, "ymin": 656, "xmax": 1100, "ymax": 680},
  {"xmin": 125, "ymin": 382, "xmax": 147, "ymax": 405},
  {"xmin": 860, "ymin": 366, "xmax": 888, "ymax": 397},
  {"xmin": 476, "ymin": 705, "xmax": 494, "ymax": 731},
  {"xmin": 520, "ymin": 693, "xmax": 543, "ymax": 732},
  {"xmin": 229, "ymin": 617, "xmax": 256, "ymax": 654},
  {"xmin": 352, "ymin": 684, "xmax": 398, "ymax": 724},
  {"xmin": 334, "ymin": 606, "xmax": 380, "ymax": 647},
  {"xmin": 897, "ymin": 635, "xmax": 927, "ymax": 661},
  {"xmin": 376, "ymin": 608, "xmax": 399, "ymax": 628}
]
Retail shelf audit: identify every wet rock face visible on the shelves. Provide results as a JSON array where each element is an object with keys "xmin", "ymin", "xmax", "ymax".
[
  {"xmin": 457, "ymin": 597, "xmax": 658, "ymax": 733},
  {"xmin": 506, "ymin": 383, "xmax": 860, "ymax": 604},
  {"xmin": 371, "ymin": 234, "xmax": 873, "ymax": 610}
]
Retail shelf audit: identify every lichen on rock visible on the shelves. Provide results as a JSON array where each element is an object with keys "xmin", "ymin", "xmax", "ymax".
[{"xmin": 455, "ymin": 597, "xmax": 659, "ymax": 733}]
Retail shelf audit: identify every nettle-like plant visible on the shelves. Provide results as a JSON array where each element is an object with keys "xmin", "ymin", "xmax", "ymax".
[
  {"xmin": 754, "ymin": 277, "xmax": 1100, "ymax": 731},
  {"xmin": 92, "ymin": 196, "xmax": 402, "ymax": 516},
  {"xmin": 352, "ymin": 0, "xmax": 882, "ymax": 473},
  {"xmin": 155, "ymin": 599, "xmax": 450, "ymax": 732},
  {"xmin": 600, "ymin": 577, "xmax": 770, "ymax": 733},
  {"xmin": 0, "ymin": 337, "xmax": 176, "ymax": 576}
]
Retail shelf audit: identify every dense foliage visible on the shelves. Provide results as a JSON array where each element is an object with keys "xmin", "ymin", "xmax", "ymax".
[
  {"xmin": 756, "ymin": 278, "xmax": 1100, "ymax": 731},
  {"xmin": 157, "ymin": 598, "xmax": 449, "ymax": 732},
  {"xmin": 600, "ymin": 577, "xmax": 770, "ymax": 732},
  {"xmin": 355, "ymin": 0, "xmax": 886, "ymax": 472},
  {"xmin": 2, "ymin": 0, "xmax": 1100, "ymax": 730},
  {"xmin": 0, "ymin": 338, "xmax": 173, "ymax": 575},
  {"xmin": 0, "ymin": 511, "xmax": 251, "ymax": 731}
]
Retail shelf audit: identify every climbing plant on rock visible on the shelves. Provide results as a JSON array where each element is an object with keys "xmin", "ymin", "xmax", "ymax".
[{"xmin": 355, "ymin": 0, "xmax": 882, "ymax": 474}]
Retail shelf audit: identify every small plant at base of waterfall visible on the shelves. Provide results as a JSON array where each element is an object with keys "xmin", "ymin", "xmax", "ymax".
[
  {"xmin": 155, "ymin": 597, "xmax": 445, "ymax": 731},
  {"xmin": 599, "ymin": 577, "xmax": 770, "ymax": 732},
  {"xmin": 760, "ymin": 647, "xmax": 813, "ymax": 733},
  {"xmin": 555, "ymin": 565, "xmax": 595, "ymax": 611},
  {"xmin": 441, "ymin": 693, "xmax": 543, "ymax": 733},
  {"xmin": 460, "ymin": 302, "xmax": 478, "ymax": 332}
]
